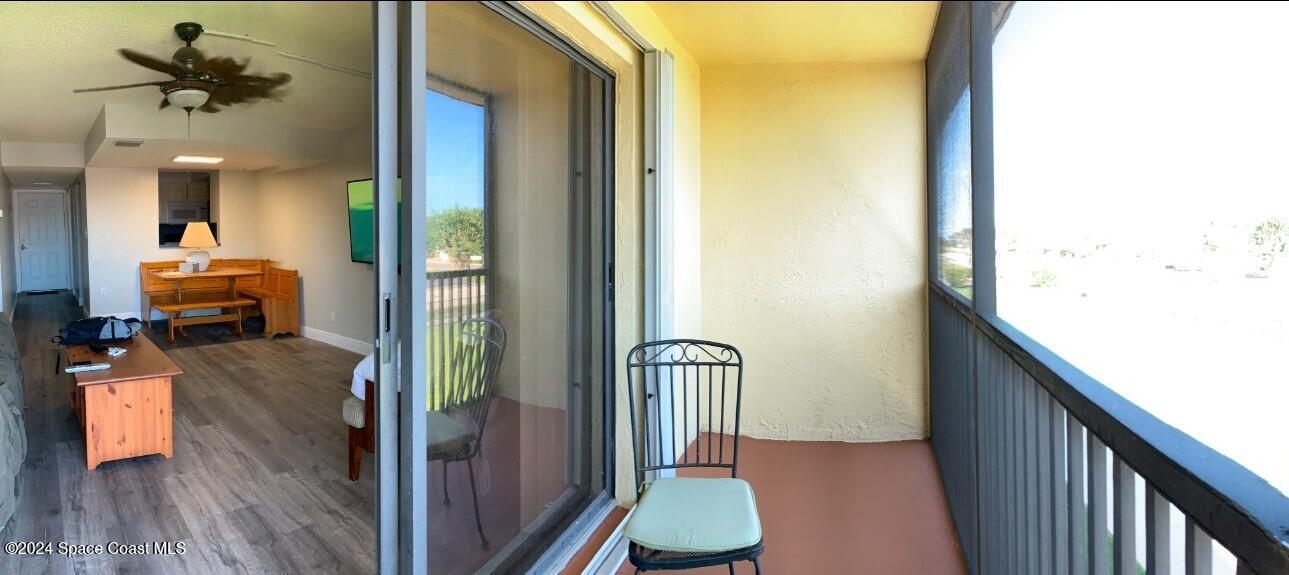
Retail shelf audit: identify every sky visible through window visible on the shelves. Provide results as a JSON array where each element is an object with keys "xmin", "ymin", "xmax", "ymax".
[
  {"xmin": 994, "ymin": 2, "xmax": 1289, "ymax": 551},
  {"xmin": 426, "ymin": 89, "xmax": 484, "ymax": 215}
]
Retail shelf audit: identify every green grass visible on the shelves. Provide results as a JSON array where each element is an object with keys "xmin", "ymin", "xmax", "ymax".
[{"xmin": 425, "ymin": 318, "xmax": 486, "ymax": 411}]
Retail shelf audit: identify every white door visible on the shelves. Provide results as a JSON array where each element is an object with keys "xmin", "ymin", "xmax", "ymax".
[{"xmin": 18, "ymin": 191, "xmax": 70, "ymax": 292}]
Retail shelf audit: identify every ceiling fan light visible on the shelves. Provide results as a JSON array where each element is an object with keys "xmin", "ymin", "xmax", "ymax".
[
  {"xmin": 173, "ymin": 155, "xmax": 224, "ymax": 165},
  {"xmin": 166, "ymin": 88, "xmax": 209, "ymax": 109}
]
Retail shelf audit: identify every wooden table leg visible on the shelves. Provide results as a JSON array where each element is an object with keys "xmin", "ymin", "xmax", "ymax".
[
  {"xmin": 84, "ymin": 385, "xmax": 100, "ymax": 470},
  {"xmin": 161, "ymin": 376, "xmax": 174, "ymax": 459}
]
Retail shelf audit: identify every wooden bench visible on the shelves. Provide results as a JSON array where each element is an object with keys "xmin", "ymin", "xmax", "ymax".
[
  {"xmin": 141, "ymin": 259, "xmax": 269, "ymax": 343},
  {"xmin": 236, "ymin": 266, "xmax": 300, "ymax": 337},
  {"xmin": 141, "ymin": 259, "xmax": 301, "ymax": 341}
]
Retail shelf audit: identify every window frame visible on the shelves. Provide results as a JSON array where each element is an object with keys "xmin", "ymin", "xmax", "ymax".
[
  {"xmin": 927, "ymin": 0, "xmax": 979, "ymax": 309},
  {"xmin": 424, "ymin": 74, "xmax": 495, "ymax": 312},
  {"xmin": 157, "ymin": 169, "xmax": 218, "ymax": 248},
  {"xmin": 925, "ymin": 3, "xmax": 1289, "ymax": 574}
]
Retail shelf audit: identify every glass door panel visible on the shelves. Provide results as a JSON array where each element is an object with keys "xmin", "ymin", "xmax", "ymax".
[{"xmin": 422, "ymin": 2, "xmax": 609, "ymax": 572}]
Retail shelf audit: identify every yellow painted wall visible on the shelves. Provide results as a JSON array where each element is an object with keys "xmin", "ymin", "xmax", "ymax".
[
  {"xmin": 513, "ymin": 2, "xmax": 930, "ymax": 505},
  {"xmin": 611, "ymin": 1, "xmax": 705, "ymax": 339},
  {"xmin": 701, "ymin": 62, "xmax": 928, "ymax": 441}
]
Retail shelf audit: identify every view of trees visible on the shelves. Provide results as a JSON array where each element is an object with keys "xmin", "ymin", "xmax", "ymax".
[
  {"xmin": 939, "ymin": 227, "xmax": 973, "ymax": 298},
  {"xmin": 1250, "ymin": 217, "xmax": 1289, "ymax": 274},
  {"xmin": 426, "ymin": 207, "xmax": 484, "ymax": 267}
]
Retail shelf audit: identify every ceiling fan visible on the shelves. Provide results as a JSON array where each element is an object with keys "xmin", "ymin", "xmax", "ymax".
[{"xmin": 72, "ymin": 22, "xmax": 291, "ymax": 113}]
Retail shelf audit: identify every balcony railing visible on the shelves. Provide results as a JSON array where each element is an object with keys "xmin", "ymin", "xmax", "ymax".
[
  {"xmin": 427, "ymin": 267, "xmax": 489, "ymax": 410},
  {"xmin": 930, "ymin": 284, "xmax": 1289, "ymax": 575}
]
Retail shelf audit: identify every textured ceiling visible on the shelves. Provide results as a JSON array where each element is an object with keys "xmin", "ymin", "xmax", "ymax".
[
  {"xmin": 646, "ymin": 1, "xmax": 939, "ymax": 65},
  {"xmin": 0, "ymin": 1, "xmax": 371, "ymax": 143}
]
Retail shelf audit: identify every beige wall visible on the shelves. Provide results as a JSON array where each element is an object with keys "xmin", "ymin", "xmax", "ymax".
[
  {"xmin": 83, "ymin": 167, "xmax": 258, "ymax": 318},
  {"xmin": 0, "ymin": 171, "xmax": 13, "ymax": 319},
  {"xmin": 253, "ymin": 127, "xmax": 374, "ymax": 348},
  {"xmin": 700, "ymin": 62, "xmax": 928, "ymax": 442}
]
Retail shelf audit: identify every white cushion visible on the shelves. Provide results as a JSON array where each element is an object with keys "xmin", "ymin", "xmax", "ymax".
[
  {"xmin": 342, "ymin": 396, "xmax": 365, "ymax": 428},
  {"xmin": 623, "ymin": 477, "xmax": 762, "ymax": 553},
  {"xmin": 344, "ymin": 396, "xmax": 475, "ymax": 457}
]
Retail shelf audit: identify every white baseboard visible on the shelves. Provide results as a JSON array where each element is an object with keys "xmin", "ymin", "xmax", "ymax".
[{"xmin": 302, "ymin": 326, "xmax": 373, "ymax": 355}]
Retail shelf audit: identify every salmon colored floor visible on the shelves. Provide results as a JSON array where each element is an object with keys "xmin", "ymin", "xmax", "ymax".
[{"xmin": 616, "ymin": 436, "xmax": 968, "ymax": 575}]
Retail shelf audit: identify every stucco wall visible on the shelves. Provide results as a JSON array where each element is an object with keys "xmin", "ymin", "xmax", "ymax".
[{"xmin": 700, "ymin": 62, "xmax": 928, "ymax": 442}]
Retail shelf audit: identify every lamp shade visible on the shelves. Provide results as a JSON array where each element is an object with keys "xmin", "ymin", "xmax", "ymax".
[{"xmin": 179, "ymin": 221, "xmax": 218, "ymax": 248}]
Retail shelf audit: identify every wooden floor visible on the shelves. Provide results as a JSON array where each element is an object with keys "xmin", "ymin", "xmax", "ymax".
[{"xmin": 0, "ymin": 293, "xmax": 376, "ymax": 574}]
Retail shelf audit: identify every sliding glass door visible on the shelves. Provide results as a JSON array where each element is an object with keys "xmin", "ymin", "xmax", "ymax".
[{"xmin": 379, "ymin": 2, "xmax": 614, "ymax": 572}]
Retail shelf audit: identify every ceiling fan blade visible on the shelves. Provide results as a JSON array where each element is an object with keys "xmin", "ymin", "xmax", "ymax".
[
  {"xmin": 159, "ymin": 97, "xmax": 170, "ymax": 110},
  {"xmin": 213, "ymin": 72, "xmax": 292, "ymax": 105},
  {"xmin": 201, "ymin": 56, "xmax": 248, "ymax": 84},
  {"xmin": 197, "ymin": 101, "xmax": 223, "ymax": 114},
  {"xmin": 119, "ymin": 48, "xmax": 180, "ymax": 76},
  {"xmin": 73, "ymin": 80, "xmax": 167, "ymax": 94}
]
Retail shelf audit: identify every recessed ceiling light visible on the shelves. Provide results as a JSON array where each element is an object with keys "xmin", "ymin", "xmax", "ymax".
[
  {"xmin": 33, "ymin": 181, "xmax": 52, "ymax": 186},
  {"xmin": 173, "ymin": 155, "xmax": 224, "ymax": 165}
]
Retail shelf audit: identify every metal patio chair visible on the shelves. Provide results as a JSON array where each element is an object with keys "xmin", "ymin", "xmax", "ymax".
[
  {"xmin": 431, "ymin": 317, "xmax": 507, "ymax": 548},
  {"xmin": 624, "ymin": 339, "xmax": 764, "ymax": 574}
]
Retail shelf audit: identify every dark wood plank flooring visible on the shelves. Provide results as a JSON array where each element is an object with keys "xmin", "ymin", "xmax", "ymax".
[{"xmin": 0, "ymin": 293, "xmax": 375, "ymax": 574}]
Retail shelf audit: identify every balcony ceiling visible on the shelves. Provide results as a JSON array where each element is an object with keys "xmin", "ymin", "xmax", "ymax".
[
  {"xmin": 0, "ymin": 1, "xmax": 370, "ymax": 143},
  {"xmin": 646, "ymin": 1, "xmax": 939, "ymax": 65}
]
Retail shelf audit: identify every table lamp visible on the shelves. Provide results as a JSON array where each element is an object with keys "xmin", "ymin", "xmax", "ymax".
[{"xmin": 179, "ymin": 221, "xmax": 217, "ymax": 271}]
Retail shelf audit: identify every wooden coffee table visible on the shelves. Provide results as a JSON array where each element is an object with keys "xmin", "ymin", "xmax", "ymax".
[{"xmin": 64, "ymin": 336, "xmax": 183, "ymax": 470}]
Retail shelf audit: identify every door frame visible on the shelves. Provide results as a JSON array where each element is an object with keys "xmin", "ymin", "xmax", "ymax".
[
  {"xmin": 14, "ymin": 188, "xmax": 73, "ymax": 293},
  {"xmin": 377, "ymin": 1, "xmax": 620, "ymax": 573}
]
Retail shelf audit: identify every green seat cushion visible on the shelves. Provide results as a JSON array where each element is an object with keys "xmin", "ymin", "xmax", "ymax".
[
  {"xmin": 427, "ymin": 410, "xmax": 476, "ymax": 455},
  {"xmin": 623, "ymin": 477, "xmax": 762, "ymax": 553}
]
